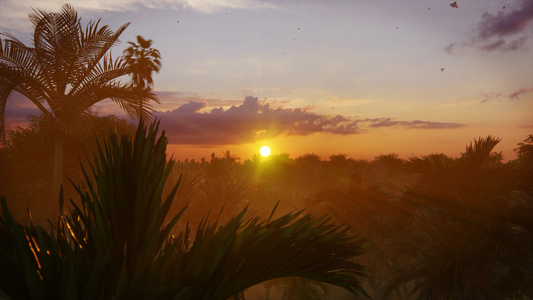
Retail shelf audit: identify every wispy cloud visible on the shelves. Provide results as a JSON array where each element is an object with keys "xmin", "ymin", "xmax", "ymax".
[
  {"xmin": 364, "ymin": 118, "xmax": 465, "ymax": 130},
  {"xmin": 179, "ymin": 0, "xmax": 277, "ymax": 14},
  {"xmin": 0, "ymin": 0, "xmax": 278, "ymax": 31},
  {"xmin": 509, "ymin": 87, "xmax": 533, "ymax": 100},
  {"xmin": 155, "ymin": 96, "xmax": 466, "ymax": 145},
  {"xmin": 479, "ymin": 88, "xmax": 533, "ymax": 103},
  {"xmin": 480, "ymin": 92, "xmax": 502, "ymax": 104}
]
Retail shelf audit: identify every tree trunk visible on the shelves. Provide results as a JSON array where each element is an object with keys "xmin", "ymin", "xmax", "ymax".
[{"xmin": 52, "ymin": 133, "xmax": 64, "ymax": 201}]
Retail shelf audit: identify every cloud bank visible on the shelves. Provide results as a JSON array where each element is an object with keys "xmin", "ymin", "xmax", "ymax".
[{"xmin": 155, "ymin": 96, "xmax": 466, "ymax": 145}]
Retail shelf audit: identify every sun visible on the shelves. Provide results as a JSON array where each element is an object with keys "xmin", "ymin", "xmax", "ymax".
[{"xmin": 260, "ymin": 146, "xmax": 271, "ymax": 157}]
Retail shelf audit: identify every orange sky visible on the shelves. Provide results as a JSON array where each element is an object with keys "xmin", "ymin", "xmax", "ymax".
[{"xmin": 2, "ymin": 0, "xmax": 532, "ymax": 162}]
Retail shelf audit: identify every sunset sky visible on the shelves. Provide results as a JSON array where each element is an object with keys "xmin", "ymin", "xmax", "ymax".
[{"xmin": 1, "ymin": 0, "xmax": 532, "ymax": 161}]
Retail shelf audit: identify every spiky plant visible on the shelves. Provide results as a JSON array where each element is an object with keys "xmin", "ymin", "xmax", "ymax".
[{"xmin": 0, "ymin": 119, "xmax": 368, "ymax": 299}]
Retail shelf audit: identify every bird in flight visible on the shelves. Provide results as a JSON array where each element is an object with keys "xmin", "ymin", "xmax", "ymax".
[
  {"xmin": 450, "ymin": 1, "xmax": 458, "ymax": 8},
  {"xmin": 440, "ymin": 68, "xmax": 446, "ymax": 72}
]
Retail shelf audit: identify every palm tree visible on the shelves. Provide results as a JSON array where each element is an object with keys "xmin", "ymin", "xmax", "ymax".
[
  {"xmin": 514, "ymin": 134, "xmax": 533, "ymax": 161},
  {"xmin": 0, "ymin": 4, "xmax": 156, "ymax": 198},
  {"xmin": 384, "ymin": 136, "xmax": 533, "ymax": 299},
  {"xmin": 123, "ymin": 35, "xmax": 162, "ymax": 119}
]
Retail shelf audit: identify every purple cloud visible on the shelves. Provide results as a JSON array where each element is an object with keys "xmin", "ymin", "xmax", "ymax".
[
  {"xmin": 155, "ymin": 96, "xmax": 467, "ymax": 145},
  {"xmin": 447, "ymin": 0, "xmax": 532, "ymax": 53},
  {"xmin": 174, "ymin": 100, "xmax": 207, "ymax": 114},
  {"xmin": 509, "ymin": 87, "xmax": 533, "ymax": 100},
  {"xmin": 476, "ymin": 0, "xmax": 533, "ymax": 52},
  {"xmin": 478, "ymin": 0, "xmax": 533, "ymax": 39},
  {"xmin": 156, "ymin": 96, "xmax": 363, "ymax": 144},
  {"xmin": 2, "ymin": 92, "xmax": 468, "ymax": 146}
]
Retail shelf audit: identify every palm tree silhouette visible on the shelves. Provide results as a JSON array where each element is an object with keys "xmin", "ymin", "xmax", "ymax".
[
  {"xmin": 0, "ymin": 4, "xmax": 155, "ymax": 198},
  {"xmin": 384, "ymin": 136, "xmax": 533, "ymax": 299},
  {"xmin": 123, "ymin": 35, "xmax": 162, "ymax": 119}
]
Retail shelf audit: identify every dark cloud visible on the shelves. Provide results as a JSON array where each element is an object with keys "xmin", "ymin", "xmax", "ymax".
[
  {"xmin": 447, "ymin": 0, "xmax": 532, "ymax": 53},
  {"xmin": 509, "ymin": 87, "xmax": 533, "ymax": 100},
  {"xmin": 478, "ymin": 0, "xmax": 533, "ymax": 39},
  {"xmin": 155, "ymin": 96, "xmax": 467, "ymax": 145},
  {"xmin": 174, "ymin": 100, "xmax": 207, "ymax": 114},
  {"xmin": 153, "ymin": 91, "xmax": 245, "ymax": 111},
  {"xmin": 156, "ymin": 96, "xmax": 362, "ymax": 144},
  {"xmin": 476, "ymin": 0, "xmax": 533, "ymax": 52}
]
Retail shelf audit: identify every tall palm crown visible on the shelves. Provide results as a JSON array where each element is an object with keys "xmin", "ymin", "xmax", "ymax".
[
  {"xmin": 0, "ymin": 4, "xmax": 157, "ymax": 198},
  {"xmin": 123, "ymin": 35, "xmax": 162, "ymax": 91},
  {"xmin": 123, "ymin": 35, "xmax": 161, "ymax": 119},
  {"xmin": 0, "ymin": 4, "xmax": 156, "ymax": 140}
]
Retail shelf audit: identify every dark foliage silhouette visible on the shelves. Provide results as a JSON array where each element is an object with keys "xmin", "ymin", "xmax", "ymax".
[
  {"xmin": 383, "ymin": 136, "xmax": 533, "ymax": 299},
  {"xmin": 0, "ymin": 114, "xmax": 135, "ymax": 224},
  {"xmin": 0, "ymin": 120, "xmax": 368, "ymax": 299}
]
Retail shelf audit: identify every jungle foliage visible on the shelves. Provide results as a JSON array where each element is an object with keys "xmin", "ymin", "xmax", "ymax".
[{"xmin": 0, "ymin": 120, "xmax": 368, "ymax": 300}]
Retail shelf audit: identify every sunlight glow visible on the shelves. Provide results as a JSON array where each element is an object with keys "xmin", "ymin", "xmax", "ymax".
[{"xmin": 260, "ymin": 146, "xmax": 271, "ymax": 157}]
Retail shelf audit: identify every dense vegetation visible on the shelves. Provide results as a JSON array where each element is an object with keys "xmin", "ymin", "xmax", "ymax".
[
  {"xmin": 0, "ymin": 120, "xmax": 367, "ymax": 300},
  {"xmin": 1, "ymin": 114, "xmax": 532, "ymax": 299},
  {"xmin": 165, "ymin": 134, "xmax": 533, "ymax": 299}
]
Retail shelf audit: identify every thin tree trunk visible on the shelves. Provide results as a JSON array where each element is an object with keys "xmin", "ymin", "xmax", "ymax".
[
  {"xmin": 52, "ymin": 133, "xmax": 64, "ymax": 201},
  {"xmin": 139, "ymin": 100, "xmax": 143, "ymax": 121}
]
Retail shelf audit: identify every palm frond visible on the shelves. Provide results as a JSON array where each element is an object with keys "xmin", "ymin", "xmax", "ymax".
[
  {"xmin": 1, "ymin": 119, "xmax": 368, "ymax": 299},
  {"xmin": 1, "ymin": 3, "xmax": 140, "ymax": 139}
]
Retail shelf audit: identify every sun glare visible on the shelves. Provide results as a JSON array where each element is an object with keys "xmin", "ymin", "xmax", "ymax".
[{"xmin": 260, "ymin": 146, "xmax": 271, "ymax": 157}]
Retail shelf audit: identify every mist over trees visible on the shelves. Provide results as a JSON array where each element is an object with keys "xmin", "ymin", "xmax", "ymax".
[
  {"xmin": 1, "ymin": 110, "xmax": 532, "ymax": 299},
  {"xmin": 1, "ymin": 3, "xmax": 533, "ymax": 300}
]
